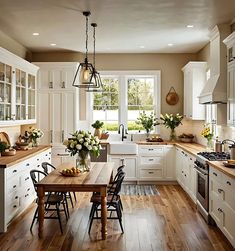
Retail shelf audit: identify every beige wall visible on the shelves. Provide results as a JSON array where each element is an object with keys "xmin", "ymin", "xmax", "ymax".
[
  {"xmin": 0, "ymin": 30, "xmax": 32, "ymax": 60},
  {"xmin": 32, "ymin": 52, "xmax": 197, "ymax": 116}
]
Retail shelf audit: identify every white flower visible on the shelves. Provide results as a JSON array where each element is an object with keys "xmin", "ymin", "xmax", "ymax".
[
  {"xmin": 93, "ymin": 146, "xmax": 97, "ymax": 151},
  {"xmin": 70, "ymin": 142, "xmax": 75, "ymax": 148},
  {"xmin": 87, "ymin": 145, "xmax": 92, "ymax": 150},
  {"xmin": 76, "ymin": 144, "xmax": 82, "ymax": 150},
  {"xmin": 84, "ymin": 142, "xmax": 88, "ymax": 148},
  {"xmin": 79, "ymin": 138, "xmax": 84, "ymax": 143},
  {"xmin": 63, "ymin": 140, "xmax": 68, "ymax": 146}
]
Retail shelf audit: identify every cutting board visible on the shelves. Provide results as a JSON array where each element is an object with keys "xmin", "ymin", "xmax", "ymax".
[{"xmin": 0, "ymin": 132, "xmax": 11, "ymax": 146}]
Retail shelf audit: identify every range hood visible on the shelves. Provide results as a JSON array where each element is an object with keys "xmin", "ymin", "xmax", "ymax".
[{"xmin": 199, "ymin": 25, "xmax": 231, "ymax": 104}]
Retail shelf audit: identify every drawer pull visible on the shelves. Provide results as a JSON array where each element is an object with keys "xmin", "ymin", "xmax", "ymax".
[
  {"xmin": 25, "ymin": 177, "xmax": 29, "ymax": 181},
  {"xmin": 148, "ymin": 149, "xmax": 154, "ymax": 151},
  {"xmin": 15, "ymin": 196, "xmax": 18, "ymax": 199},
  {"xmin": 213, "ymin": 172, "xmax": 217, "ymax": 176},
  {"xmin": 26, "ymin": 163, "xmax": 30, "ymax": 166},
  {"xmin": 218, "ymin": 188, "xmax": 223, "ymax": 193},
  {"xmin": 37, "ymin": 164, "xmax": 40, "ymax": 167},
  {"xmin": 148, "ymin": 159, "xmax": 154, "ymax": 161},
  {"xmin": 185, "ymin": 174, "xmax": 187, "ymax": 177},
  {"xmin": 13, "ymin": 185, "xmax": 17, "ymax": 188},
  {"xmin": 25, "ymin": 194, "xmax": 29, "ymax": 197},
  {"xmin": 190, "ymin": 158, "xmax": 192, "ymax": 160},
  {"xmin": 227, "ymin": 181, "xmax": 231, "ymax": 186},
  {"xmin": 37, "ymin": 158, "xmax": 40, "ymax": 161},
  {"xmin": 13, "ymin": 170, "xmax": 17, "ymax": 173},
  {"xmin": 148, "ymin": 172, "xmax": 154, "ymax": 174},
  {"xmin": 13, "ymin": 205, "xmax": 17, "ymax": 208},
  {"xmin": 27, "ymin": 188, "xmax": 30, "ymax": 191},
  {"xmin": 217, "ymin": 208, "xmax": 223, "ymax": 213}
]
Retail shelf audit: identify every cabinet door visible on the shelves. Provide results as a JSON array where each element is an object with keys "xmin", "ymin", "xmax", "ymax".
[
  {"xmin": 37, "ymin": 92, "xmax": 51, "ymax": 145},
  {"xmin": 209, "ymin": 192, "xmax": 223, "ymax": 227},
  {"xmin": 39, "ymin": 69, "xmax": 51, "ymax": 89},
  {"xmin": 124, "ymin": 157, "xmax": 137, "ymax": 181},
  {"xmin": 164, "ymin": 146, "xmax": 175, "ymax": 180},
  {"xmin": 50, "ymin": 92, "xmax": 63, "ymax": 145},
  {"xmin": 175, "ymin": 148, "xmax": 182, "ymax": 183}
]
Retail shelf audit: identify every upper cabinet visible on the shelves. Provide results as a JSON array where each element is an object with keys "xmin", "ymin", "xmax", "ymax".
[
  {"xmin": 182, "ymin": 62, "xmax": 207, "ymax": 120},
  {"xmin": 0, "ymin": 47, "xmax": 38, "ymax": 125},
  {"xmin": 223, "ymin": 32, "xmax": 235, "ymax": 126},
  {"xmin": 34, "ymin": 62, "xmax": 78, "ymax": 90}
]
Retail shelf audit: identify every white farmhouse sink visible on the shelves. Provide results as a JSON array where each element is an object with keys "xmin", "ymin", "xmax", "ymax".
[{"xmin": 109, "ymin": 141, "xmax": 138, "ymax": 155}]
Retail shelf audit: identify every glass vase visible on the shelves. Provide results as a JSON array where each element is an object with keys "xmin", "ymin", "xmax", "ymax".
[
  {"xmin": 32, "ymin": 138, "xmax": 39, "ymax": 147},
  {"xmin": 76, "ymin": 150, "xmax": 91, "ymax": 172},
  {"xmin": 206, "ymin": 138, "xmax": 213, "ymax": 151},
  {"xmin": 169, "ymin": 128, "xmax": 177, "ymax": 141}
]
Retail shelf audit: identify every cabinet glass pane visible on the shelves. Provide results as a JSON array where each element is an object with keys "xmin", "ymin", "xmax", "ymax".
[
  {"xmin": 28, "ymin": 89, "xmax": 35, "ymax": 105},
  {"xmin": 21, "ymin": 71, "xmax": 26, "ymax": 87},
  {"xmin": 16, "ymin": 87, "xmax": 20, "ymax": 104},
  {"xmin": 5, "ymin": 65, "xmax": 11, "ymax": 83},
  {"xmin": 28, "ymin": 106, "xmax": 35, "ymax": 119},
  {"xmin": 0, "ymin": 104, "xmax": 4, "ymax": 120},
  {"xmin": 16, "ymin": 105, "xmax": 20, "ymax": 120},
  {"xmin": 16, "ymin": 69, "xmax": 20, "ymax": 86},
  {"xmin": 5, "ymin": 84, "xmax": 11, "ymax": 103},
  {"xmin": 0, "ymin": 83, "xmax": 4, "ymax": 102},
  {"xmin": 28, "ymin": 74, "xmax": 35, "ymax": 89},
  {"xmin": 21, "ymin": 105, "xmax": 26, "ymax": 120},
  {"xmin": 22, "ymin": 87, "xmax": 26, "ymax": 104},
  {"xmin": 0, "ymin": 63, "xmax": 4, "ymax": 81},
  {"xmin": 5, "ymin": 104, "xmax": 11, "ymax": 120}
]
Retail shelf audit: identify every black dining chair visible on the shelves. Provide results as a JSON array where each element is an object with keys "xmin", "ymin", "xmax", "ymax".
[
  {"xmin": 41, "ymin": 162, "xmax": 77, "ymax": 209},
  {"xmin": 88, "ymin": 172, "xmax": 125, "ymax": 234},
  {"xmin": 30, "ymin": 169, "xmax": 68, "ymax": 234}
]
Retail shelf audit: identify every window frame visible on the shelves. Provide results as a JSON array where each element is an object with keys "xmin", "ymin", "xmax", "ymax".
[{"xmin": 88, "ymin": 70, "xmax": 161, "ymax": 133}]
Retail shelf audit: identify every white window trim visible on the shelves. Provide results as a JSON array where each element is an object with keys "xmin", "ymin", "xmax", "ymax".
[{"xmin": 88, "ymin": 70, "xmax": 161, "ymax": 133}]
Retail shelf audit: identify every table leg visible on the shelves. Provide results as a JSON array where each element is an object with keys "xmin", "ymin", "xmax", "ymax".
[
  {"xmin": 37, "ymin": 186, "xmax": 45, "ymax": 238},
  {"xmin": 100, "ymin": 187, "xmax": 107, "ymax": 240}
]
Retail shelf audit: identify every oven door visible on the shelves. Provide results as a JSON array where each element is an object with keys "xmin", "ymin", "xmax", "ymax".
[{"xmin": 194, "ymin": 165, "xmax": 209, "ymax": 211}]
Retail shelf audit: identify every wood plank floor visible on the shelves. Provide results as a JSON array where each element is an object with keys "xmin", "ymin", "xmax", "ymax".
[{"xmin": 0, "ymin": 185, "xmax": 234, "ymax": 251}]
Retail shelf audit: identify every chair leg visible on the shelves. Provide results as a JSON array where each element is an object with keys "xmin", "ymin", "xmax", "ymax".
[
  {"xmin": 56, "ymin": 203, "xmax": 63, "ymax": 234},
  {"xmin": 120, "ymin": 199, "xmax": 123, "ymax": 211},
  {"xmin": 89, "ymin": 204, "xmax": 96, "ymax": 219},
  {"xmin": 73, "ymin": 192, "xmax": 77, "ymax": 202},
  {"xmin": 68, "ymin": 192, "xmax": 74, "ymax": 208},
  {"xmin": 30, "ymin": 206, "xmax": 38, "ymax": 231},
  {"xmin": 88, "ymin": 204, "xmax": 97, "ymax": 234},
  {"xmin": 116, "ymin": 204, "xmax": 124, "ymax": 233},
  {"xmin": 64, "ymin": 194, "xmax": 70, "ymax": 218},
  {"xmin": 62, "ymin": 200, "xmax": 68, "ymax": 220}
]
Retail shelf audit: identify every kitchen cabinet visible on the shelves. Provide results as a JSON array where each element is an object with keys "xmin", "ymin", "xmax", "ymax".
[
  {"xmin": 182, "ymin": 62, "xmax": 207, "ymax": 120},
  {"xmin": 209, "ymin": 166, "xmax": 235, "ymax": 248},
  {"xmin": 0, "ymin": 47, "xmax": 38, "ymax": 125},
  {"xmin": 37, "ymin": 90, "xmax": 78, "ymax": 146},
  {"xmin": 34, "ymin": 62, "xmax": 78, "ymax": 90},
  {"xmin": 108, "ymin": 155, "xmax": 137, "ymax": 181},
  {"xmin": 164, "ymin": 145, "xmax": 176, "ymax": 180},
  {"xmin": 175, "ymin": 147, "xmax": 196, "ymax": 202},
  {"xmin": 0, "ymin": 148, "xmax": 51, "ymax": 232}
]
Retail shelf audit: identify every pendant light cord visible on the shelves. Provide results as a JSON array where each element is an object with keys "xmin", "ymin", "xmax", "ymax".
[
  {"xmin": 85, "ymin": 14, "xmax": 89, "ymax": 59},
  {"xmin": 93, "ymin": 24, "xmax": 96, "ymax": 68}
]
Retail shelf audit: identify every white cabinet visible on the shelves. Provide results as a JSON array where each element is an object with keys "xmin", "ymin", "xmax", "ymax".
[
  {"xmin": 164, "ymin": 145, "xmax": 176, "ymax": 180},
  {"xmin": 108, "ymin": 155, "xmax": 137, "ymax": 181},
  {"xmin": 0, "ymin": 47, "xmax": 38, "ymax": 125},
  {"xmin": 227, "ymin": 61, "xmax": 235, "ymax": 126},
  {"xmin": 34, "ymin": 62, "xmax": 78, "ymax": 90},
  {"xmin": 0, "ymin": 148, "xmax": 51, "ymax": 232},
  {"xmin": 37, "ymin": 90, "xmax": 78, "ymax": 146},
  {"xmin": 182, "ymin": 62, "xmax": 207, "ymax": 120},
  {"xmin": 209, "ymin": 166, "xmax": 235, "ymax": 248}
]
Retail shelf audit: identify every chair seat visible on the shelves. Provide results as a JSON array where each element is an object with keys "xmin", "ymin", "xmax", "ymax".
[
  {"xmin": 45, "ymin": 194, "xmax": 64, "ymax": 204},
  {"xmin": 90, "ymin": 194, "xmax": 120, "ymax": 204}
]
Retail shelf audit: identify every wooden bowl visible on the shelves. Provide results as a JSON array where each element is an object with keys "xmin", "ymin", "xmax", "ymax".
[{"xmin": 1, "ymin": 149, "xmax": 16, "ymax": 156}]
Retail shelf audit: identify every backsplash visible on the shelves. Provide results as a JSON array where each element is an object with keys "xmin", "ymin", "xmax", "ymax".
[{"xmin": 0, "ymin": 125, "xmax": 20, "ymax": 146}]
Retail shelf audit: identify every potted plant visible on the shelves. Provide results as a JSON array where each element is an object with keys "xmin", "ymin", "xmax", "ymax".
[
  {"xmin": 28, "ymin": 127, "xmax": 44, "ymax": 147},
  {"xmin": 136, "ymin": 111, "xmax": 158, "ymax": 138},
  {"xmin": 91, "ymin": 120, "xmax": 104, "ymax": 139},
  {"xmin": 201, "ymin": 124, "xmax": 213, "ymax": 150},
  {"xmin": 63, "ymin": 130, "xmax": 101, "ymax": 172},
  {"xmin": 0, "ymin": 141, "xmax": 8, "ymax": 156},
  {"xmin": 160, "ymin": 113, "xmax": 183, "ymax": 141}
]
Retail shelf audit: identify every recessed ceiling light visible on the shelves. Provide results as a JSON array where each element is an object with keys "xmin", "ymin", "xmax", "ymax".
[
  {"xmin": 50, "ymin": 43, "xmax": 56, "ymax": 46},
  {"xmin": 32, "ymin": 32, "xmax": 39, "ymax": 36},
  {"xmin": 187, "ymin": 25, "xmax": 194, "ymax": 28},
  {"xmin": 168, "ymin": 43, "xmax": 173, "ymax": 47},
  {"xmin": 139, "ymin": 45, "xmax": 145, "ymax": 49}
]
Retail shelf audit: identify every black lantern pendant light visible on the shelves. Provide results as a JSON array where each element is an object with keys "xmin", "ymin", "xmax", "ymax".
[
  {"xmin": 86, "ymin": 23, "xmax": 103, "ymax": 92},
  {"xmin": 72, "ymin": 11, "xmax": 96, "ymax": 88}
]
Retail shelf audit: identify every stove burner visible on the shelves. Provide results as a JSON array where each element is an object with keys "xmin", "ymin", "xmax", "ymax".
[{"xmin": 197, "ymin": 152, "xmax": 230, "ymax": 161}]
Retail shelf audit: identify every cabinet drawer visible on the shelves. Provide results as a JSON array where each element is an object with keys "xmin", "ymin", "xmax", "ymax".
[
  {"xmin": 7, "ymin": 177, "xmax": 20, "ymax": 194},
  {"xmin": 6, "ymin": 191, "xmax": 20, "ymax": 207},
  {"xmin": 209, "ymin": 166, "xmax": 222, "ymax": 181},
  {"xmin": 139, "ymin": 169, "xmax": 163, "ymax": 179},
  {"xmin": 140, "ymin": 156, "xmax": 163, "ymax": 165},
  {"xmin": 222, "ymin": 174, "xmax": 235, "ymax": 192},
  {"xmin": 138, "ymin": 146, "xmax": 164, "ymax": 156},
  {"xmin": 6, "ymin": 199, "xmax": 20, "ymax": 224}
]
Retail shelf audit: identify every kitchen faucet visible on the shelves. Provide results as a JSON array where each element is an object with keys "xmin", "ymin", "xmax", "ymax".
[{"xmin": 118, "ymin": 124, "xmax": 127, "ymax": 141}]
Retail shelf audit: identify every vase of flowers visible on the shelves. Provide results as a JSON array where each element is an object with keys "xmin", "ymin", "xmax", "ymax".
[
  {"xmin": 29, "ymin": 127, "xmax": 44, "ymax": 147},
  {"xmin": 201, "ymin": 124, "xmax": 213, "ymax": 151},
  {"xmin": 160, "ymin": 113, "xmax": 183, "ymax": 141},
  {"xmin": 63, "ymin": 130, "xmax": 101, "ymax": 172},
  {"xmin": 136, "ymin": 111, "xmax": 158, "ymax": 139}
]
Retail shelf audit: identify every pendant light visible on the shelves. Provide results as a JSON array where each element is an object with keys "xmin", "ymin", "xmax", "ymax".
[
  {"xmin": 72, "ymin": 11, "xmax": 96, "ymax": 88},
  {"xmin": 86, "ymin": 23, "xmax": 103, "ymax": 92}
]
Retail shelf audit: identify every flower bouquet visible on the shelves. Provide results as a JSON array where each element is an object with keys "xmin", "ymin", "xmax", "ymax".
[
  {"xmin": 160, "ymin": 113, "xmax": 183, "ymax": 141},
  {"xmin": 201, "ymin": 124, "xmax": 213, "ymax": 150},
  {"xmin": 29, "ymin": 127, "xmax": 44, "ymax": 147},
  {"xmin": 63, "ymin": 130, "xmax": 101, "ymax": 172}
]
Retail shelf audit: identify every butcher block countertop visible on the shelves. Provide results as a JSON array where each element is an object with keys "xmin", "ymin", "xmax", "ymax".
[{"xmin": 0, "ymin": 145, "xmax": 51, "ymax": 168}]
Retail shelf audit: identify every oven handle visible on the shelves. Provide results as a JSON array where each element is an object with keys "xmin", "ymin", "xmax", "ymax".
[{"xmin": 194, "ymin": 165, "xmax": 208, "ymax": 176}]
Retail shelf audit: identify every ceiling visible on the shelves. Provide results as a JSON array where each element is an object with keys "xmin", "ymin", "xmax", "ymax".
[{"xmin": 1, "ymin": 0, "xmax": 235, "ymax": 53}]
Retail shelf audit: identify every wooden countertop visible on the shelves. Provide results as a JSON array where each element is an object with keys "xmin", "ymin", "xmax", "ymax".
[
  {"xmin": 0, "ymin": 145, "xmax": 51, "ymax": 168},
  {"xmin": 208, "ymin": 161, "xmax": 235, "ymax": 179}
]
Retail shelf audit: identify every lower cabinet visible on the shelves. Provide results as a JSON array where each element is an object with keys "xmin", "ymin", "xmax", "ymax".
[
  {"xmin": 0, "ymin": 148, "xmax": 51, "ymax": 232},
  {"xmin": 209, "ymin": 166, "xmax": 235, "ymax": 248},
  {"xmin": 108, "ymin": 155, "xmax": 137, "ymax": 181}
]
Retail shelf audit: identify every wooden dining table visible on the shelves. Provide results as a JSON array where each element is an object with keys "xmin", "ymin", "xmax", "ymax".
[{"xmin": 35, "ymin": 161, "xmax": 114, "ymax": 240}]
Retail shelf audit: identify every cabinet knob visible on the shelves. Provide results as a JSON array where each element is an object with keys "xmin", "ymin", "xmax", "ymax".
[
  {"xmin": 13, "ymin": 205, "xmax": 17, "ymax": 208},
  {"xmin": 217, "ymin": 208, "xmax": 223, "ymax": 213},
  {"xmin": 61, "ymin": 81, "xmax": 65, "ymax": 88},
  {"xmin": 218, "ymin": 188, "xmax": 223, "ymax": 193},
  {"xmin": 49, "ymin": 82, "xmax": 53, "ymax": 88},
  {"xmin": 213, "ymin": 172, "xmax": 217, "ymax": 176},
  {"xmin": 148, "ymin": 172, "xmax": 154, "ymax": 174},
  {"xmin": 13, "ymin": 185, "xmax": 16, "ymax": 188},
  {"xmin": 227, "ymin": 181, "xmax": 231, "ymax": 186},
  {"xmin": 13, "ymin": 170, "xmax": 17, "ymax": 173}
]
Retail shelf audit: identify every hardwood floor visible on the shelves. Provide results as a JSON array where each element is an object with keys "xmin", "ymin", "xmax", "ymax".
[{"xmin": 0, "ymin": 185, "xmax": 234, "ymax": 251}]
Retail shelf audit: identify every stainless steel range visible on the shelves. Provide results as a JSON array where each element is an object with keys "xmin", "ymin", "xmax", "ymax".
[{"xmin": 194, "ymin": 152, "xmax": 230, "ymax": 222}]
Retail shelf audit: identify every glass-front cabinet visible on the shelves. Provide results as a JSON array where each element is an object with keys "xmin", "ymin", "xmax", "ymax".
[{"xmin": 0, "ymin": 47, "xmax": 38, "ymax": 125}]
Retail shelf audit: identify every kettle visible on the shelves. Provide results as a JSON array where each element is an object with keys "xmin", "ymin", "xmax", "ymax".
[
  {"xmin": 215, "ymin": 137, "xmax": 223, "ymax": 152},
  {"xmin": 222, "ymin": 139, "xmax": 235, "ymax": 159}
]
